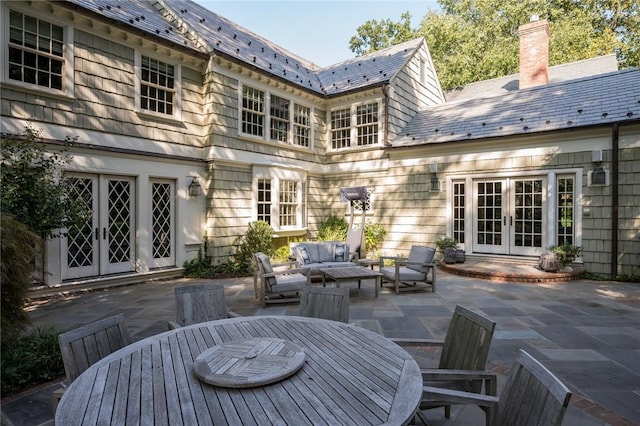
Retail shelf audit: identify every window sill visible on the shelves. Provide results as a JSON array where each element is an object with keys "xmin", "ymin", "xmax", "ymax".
[
  {"xmin": 238, "ymin": 133, "xmax": 313, "ymax": 153},
  {"xmin": 326, "ymin": 144, "xmax": 381, "ymax": 155},
  {"xmin": 0, "ymin": 81, "xmax": 74, "ymax": 103},
  {"xmin": 135, "ymin": 110, "xmax": 185, "ymax": 126},
  {"xmin": 272, "ymin": 228, "xmax": 308, "ymax": 238}
]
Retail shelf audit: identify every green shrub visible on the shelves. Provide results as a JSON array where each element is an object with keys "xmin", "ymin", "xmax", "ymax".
[
  {"xmin": 1, "ymin": 214, "xmax": 39, "ymax": 342},
  {"xmin": 548, "ymin": 243, "xmax": 582, "ymax": 267},
  {"xmin": 233, "ymin": 221, "xmax": 274, "ymax": 272},
  {"xmin": 435, "ymin": 235, "xmax": 459, "ymax": 254},
  {"xmin": 183, "ymin": 247, "xmax": 214, "ymax": 278},
  {"xmin": 364, "ymin": 222, "xmax": 386, "ymax": 258},
  {"xmin": 317, "ymin": 215, "xmax": 348, "ymax": 241},
  {"xmin": 273, "ymin": 245, "xmax": 293, "ymax": 263},
  {"xmin": 1, "ymin": 326, "xmax": 64, "ymax": 396}
]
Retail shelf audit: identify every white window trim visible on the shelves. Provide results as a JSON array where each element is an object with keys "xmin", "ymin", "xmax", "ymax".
[
  {"xmin": 134, "ymin": 50, "xmax": 182, "ymax": 122},
  {"xmin": 252, "ymin": 165, "xmax": 307, "ymax": 232},
  {"xmin": 329, "ymin": 100, "xmax": 381, "ymax": 151},
  {"xmin": 238, "ymin": 82, "xmax": 314, "ymax": 150},
  {"xmin": 1, "ymin": 4, "xmax": 75, "ymax": 98}
]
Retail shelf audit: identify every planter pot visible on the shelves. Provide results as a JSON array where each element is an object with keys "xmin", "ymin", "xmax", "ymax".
[
  {"xmin": 443, "ymin": 248, "xmax": 457, "ymax": 264},
  {"xmin": 455, "ymin": 249, "xmax": 465, "ymax": 263},
  {"xmin": 538, "ymin": 252, "xmax": 559, "ymax": 272}
]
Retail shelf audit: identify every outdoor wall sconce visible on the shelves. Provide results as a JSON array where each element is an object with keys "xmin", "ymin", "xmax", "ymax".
[
  {"xmin": 591, "ymin": 165, "xmax": 606, "ymax": 185},
  {"xmin": 590, "ymin": 150, "xmax": 606, "ymax": 186},
  {"xmin": 188, "ymin": 177, "xmax": 203, "ymax": 196},
  {"xmin": 429, "ymin": 163, "xmax": 440, "ymax": 192}
]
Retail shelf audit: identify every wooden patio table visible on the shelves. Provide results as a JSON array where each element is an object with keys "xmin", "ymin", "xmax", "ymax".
[
  {"xmin": 319, "ymin": 265, "xmax": 383, "ymax": 297},
  {"xmin": 55, "ymin": 315, "xmax": 422, "ymax": 425}
]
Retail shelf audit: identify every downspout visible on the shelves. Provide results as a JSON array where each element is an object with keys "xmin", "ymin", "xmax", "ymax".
[
  {"xmin": 382, "ymin": 84, "xmax": 391, "ymax": 146},
  {"xmin": 611, "ymin": 123, "xmax": 619, "ymax": 278}
]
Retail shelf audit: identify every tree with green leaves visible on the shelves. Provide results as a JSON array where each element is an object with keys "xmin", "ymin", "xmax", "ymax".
[
  {"xmin": 1, "ymin": 125, "xmax": 85, "ymax": 337},
  {"xmin": 1, "ymin": 125, "xmax": 85, "ymax": 240},
  {"xmin": 349, "ymin": 0, "xmax": 639, "ymax": 90}
]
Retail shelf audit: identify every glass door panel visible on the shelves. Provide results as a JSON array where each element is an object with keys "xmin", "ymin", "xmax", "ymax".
[{"xmin": 474, "ymin": 180, "xmax": 507, "ymax": 254}]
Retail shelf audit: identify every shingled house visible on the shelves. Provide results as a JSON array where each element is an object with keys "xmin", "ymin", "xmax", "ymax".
[{"xmin": 1, "ymin": 0, "xmax": 638, "ymax": 289}]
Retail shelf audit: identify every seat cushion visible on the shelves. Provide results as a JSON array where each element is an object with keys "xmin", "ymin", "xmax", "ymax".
[
  {"xmin": 407, "ymin": 246, "xmax": 436, "ymax": 273},
  {"xmin": 381, "ymin": 266, "xmax": 426, "ymax": 282},
  {"xmin": 272, "ymin": 274, "xmax": 307, "ymax": 294},
  {"xmin": 255, "ymin": 253, "xmax": 277, "ymax": 289}
]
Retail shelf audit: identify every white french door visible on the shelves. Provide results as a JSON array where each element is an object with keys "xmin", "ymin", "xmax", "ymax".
[
  {"xmin": 473, "ymin": 177, "xmax": 547, "ymax": 256},
  {"xmin": 62, "ymin": 174, "xmax": 135, "ymax": 280},
  {"xmin": 150, "ymin": 180, "xmax": 175, "ymax": 268}
]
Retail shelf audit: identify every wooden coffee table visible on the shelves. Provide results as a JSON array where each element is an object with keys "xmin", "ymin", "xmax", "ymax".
[{"xmin": 318, "ymin": 265, "xmax": 382, "ymax": 297}]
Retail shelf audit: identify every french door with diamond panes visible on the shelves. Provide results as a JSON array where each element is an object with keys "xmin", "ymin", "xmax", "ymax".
[
  {"xmin": 62, "ymin": 175, "xmax": 135, "ymax": 280},
  {"xmin": 474, "ymin": 177, "xmax": 546, "ymax": 256},
  {"xmin": 150, "ymin": 180, "xmax": 175, "ymax": 268}
]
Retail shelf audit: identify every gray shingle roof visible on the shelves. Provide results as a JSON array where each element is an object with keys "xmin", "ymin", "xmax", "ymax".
[
  {"xmin": 445, "ymin": 54, "xmax": 619, "ymax": 102},
  {"xmin": 66, "ymin": 0, "xmax": 202, "ymax": 51},
  {"xmin": 392, "ymin": 68, "xmax": 640, "ymax": 147},
  {"xmin": 63, "ymin": 0, "xmax": 421, "ymax": 97}
]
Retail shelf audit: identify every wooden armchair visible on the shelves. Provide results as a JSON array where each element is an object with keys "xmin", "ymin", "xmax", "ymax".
[
  {"xmin": 54, "ymin": 314, "xmax": 131, "ymax": 411},
  {"xmin": 379, "ymin": 245, "xmax": 436, "ymax": 293},
  {"xmin": 423, "ymin": 349, "xmax": 572, "ymax": 426},
  {"xmin": 168, "ymin": 283, "xmax": 239, "ymax": 330},
  {"xmin": 299, "ymin": 286, "xmax": 350, "ymax": 323},
  {"xmin": 391, "ymin": 305, "xmax": 496, "ymax": 424},
  {"xmin": 254, "ymin": 252, "xmax": 309, "ymax": 307}
]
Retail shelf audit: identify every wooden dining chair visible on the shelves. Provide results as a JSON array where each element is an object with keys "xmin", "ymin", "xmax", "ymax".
[
  {"xmin": 423, "ymin": 349, "xmax": 573, "ymax": 426},
  {"xmin": 54, "ymin": 314, "xmax": 131, "ymax": 411},
  {"xmin": 299, "ymin": 286, "xmax": 350, "ymax": 323},
  {"xmin": 392, "ymin": 305, "xmax": 496, "ymax": 424},
  {"xmin": 168, "ymin": 283, "xmax": 239, "ymax": 329}
]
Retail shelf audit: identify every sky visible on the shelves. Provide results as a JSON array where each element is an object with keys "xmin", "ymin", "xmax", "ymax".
[{"xmin": 193, "ymin": 1, "xmax": 441, "ymax": 67}]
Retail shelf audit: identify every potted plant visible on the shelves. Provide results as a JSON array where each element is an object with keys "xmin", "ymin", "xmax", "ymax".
[
  {"xmin": 547, "ymin": 243, "xmax": 582, "ymax": 272},
  {"xmin": 435, "ymin": 236, "xmax": 461, "ymax": 264}
]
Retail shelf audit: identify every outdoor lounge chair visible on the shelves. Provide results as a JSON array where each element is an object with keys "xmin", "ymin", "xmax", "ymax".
[
  {"xmin": 392, "ymin": 305, "xmax": 496, "ymax": 424},
  {"xmin": 379, "ymin": 245, "xmax": 436, "ymax": 294},
  {"xmin": 422, "ymin": 349, "xmax": 572, "ymax": 426},
  {"xmin": 168, "ymin": 283, "xmax": 239, "ymax": 330},
  {"xmin": 299, "ymin": 286, "xmax": 350, "ymax": 323},
  {"xmin": 254, "ymin": 252, "xmax": 309, "ymax": 307},
  {"xmin": 54, "ymin": 314, "xmax": 131, "ymax": 412}
]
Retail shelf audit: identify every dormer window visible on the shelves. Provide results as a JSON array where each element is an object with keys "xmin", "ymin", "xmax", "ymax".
[{"xmin": 330, "ymin": 101, "xmax": 380, "ymax": 150}]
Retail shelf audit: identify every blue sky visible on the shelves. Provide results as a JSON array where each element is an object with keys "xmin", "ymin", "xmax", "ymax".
[{"xmin": 193, "ymin": 1, "xmax": 441, "ymax": 67}]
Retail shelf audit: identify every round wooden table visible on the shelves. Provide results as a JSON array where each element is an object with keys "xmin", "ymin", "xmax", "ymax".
[{"xmin": 56, "ymin": 315, "xmax": 422, "ymax": 425}]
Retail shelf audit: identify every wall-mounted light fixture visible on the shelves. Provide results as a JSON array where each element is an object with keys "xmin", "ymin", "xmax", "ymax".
[
  {"xmin": 188, "ymin": 177, "xmax": 203, "ymax": 196},
  {"xmin": 429, "ymin": 163, "xmax": 440, "ymax": 192},
  {"xmin": 590, "ymin": 150, "xmax": 606, "ymax": 186}
]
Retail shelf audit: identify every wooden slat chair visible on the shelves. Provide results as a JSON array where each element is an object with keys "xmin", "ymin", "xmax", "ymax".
[
  {"xmin": 168, "ymin": 283, "xmax": 240, "ymax": 330},
  {"xmin": 379, "ymin": 245, "xmax": 437, "ymax": 294},
  {"xmin": 299, "ymin": 286, "xmax": 350, "ymax": 323},
  {"xmin": 254, "ymin": 252, "xmax": 309, "ymax": 307},
  {"xmin": 392, "ymin": 305, "xmax": 496, "ymax": 424},
  {"xmin": 423, "ymin": 349, "xmax": 572, "ymax": 426},
  {"xmin": 54, "ymin": 314, "xmax": 131, "ymax": 411}
]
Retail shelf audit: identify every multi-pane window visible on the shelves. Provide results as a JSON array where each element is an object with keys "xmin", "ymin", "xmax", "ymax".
[
  {"xmin": 241, "ymin": 85, "xmax": 311, "ymax": 147},
  {"xmin": 557, "ymin": 176, "xmax": 574, "ymax": 245},
  {"xmin": 331, "ymin": 108, "xmax": 351, "ymax": 149},
  {"xmin": 356, "ymin": 103, "xmax": 378, "ymax": 146},
  {"xmin": 453, "ymin": 182, "xmax": 465, "ymax": 244},
  {"xmin": 257, "ymin": 179, "xmax": 272, "ymax": 224},
  {"xmin": 140, "ymin": 56, "xmax": 175, "ymax": 115},
  {"xmin": 270, "ymin": 95, "xmax": 289, "ymax": 142},
  {"xmin": 242, "ymin": 86, "xmax": 265, "ymax": 136},
  {"xmin": 279, "ymin": 180, "xmax": 298, "ymax": 227},
  {"xmin": 331, "ymin": 102, "xmax": 379, "ymax": 149},
  {"xmin": 8, "ymin": 10, "xmax": 64, "ymax": 90},
  {"xmin": 293, "ymin": 104, "xmax": 311, "ymax": 147},
  {"xmin": 351, "ymin": 189, "xmax": 373, "ymax": 213}
]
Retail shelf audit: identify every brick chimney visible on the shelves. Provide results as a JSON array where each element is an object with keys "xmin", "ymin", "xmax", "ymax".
[{"xmin": 518, "ymin": 16, "xmax": 549, "ymax": 89}]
